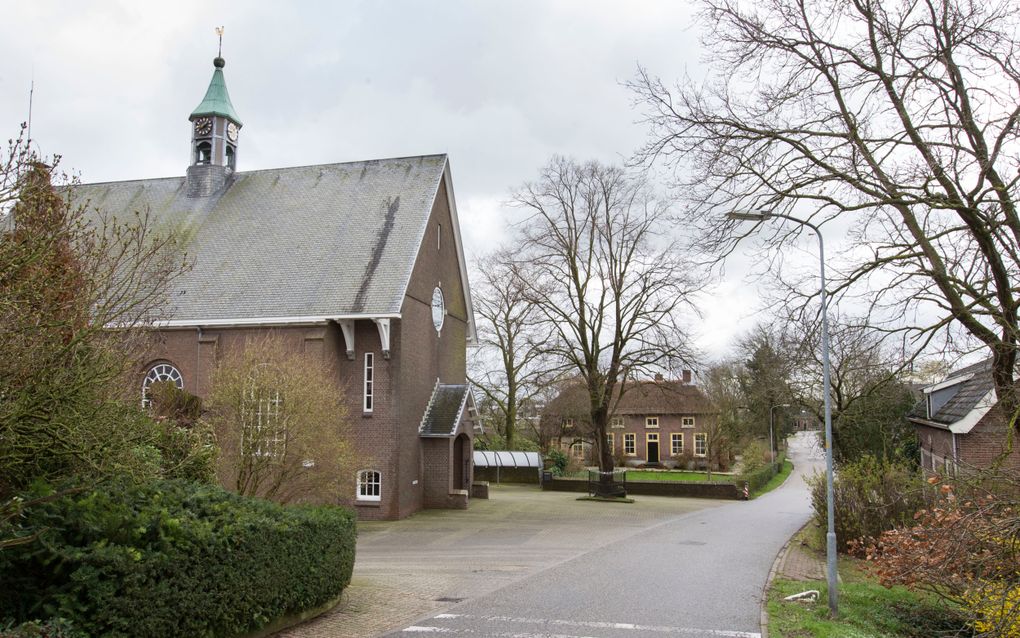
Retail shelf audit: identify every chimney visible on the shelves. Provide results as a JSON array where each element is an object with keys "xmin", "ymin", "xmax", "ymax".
[{"xmin": 682, "ymin": 370, "xmax": 692, "ymax": 384}]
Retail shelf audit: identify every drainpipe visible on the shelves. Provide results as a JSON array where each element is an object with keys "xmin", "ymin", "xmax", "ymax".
[
  {"xmin": 196, "ymin": 326, "xmax": 203, "ymax": 395},
  {"xmin": 951, "ymin": 432, "xmax": 958, "ymax": 472}
]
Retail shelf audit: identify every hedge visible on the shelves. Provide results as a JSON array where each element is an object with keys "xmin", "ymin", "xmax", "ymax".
[
  {"xmin": 741, "ymin": 452, "xmax": 787, "ymax": 494},
  {"xmin": 0, "ymin": 480, "xmax": 356, "ymax": 638}
]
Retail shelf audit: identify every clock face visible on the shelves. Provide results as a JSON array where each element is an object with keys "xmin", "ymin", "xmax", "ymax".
[
  {"xmin": 227, "ymin": 122, "xmax": 239, "ymax": 142},
  {"xmin": 431, "ymin": 287, "xmax": 445, "ymax": 332},
  {"xmin": 194, "ymin": 117, "xmax": 212, "ymax": 136}
]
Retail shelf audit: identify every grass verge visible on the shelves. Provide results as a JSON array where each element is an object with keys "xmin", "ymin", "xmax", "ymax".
[
  {"xmin": 623, "ymin": 470, "xmax": 734, "ymax": 483},
  {"xmin": 768, "ymin": 533, "xmax": 970, "ymax": 637},
  {"xmin": 752, "ymin": 459, "xmax": 793, "ymax": 498}
]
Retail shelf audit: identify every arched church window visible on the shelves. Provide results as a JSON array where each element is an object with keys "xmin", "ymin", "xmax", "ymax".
[
  {"xmin": 142, "ymin": 363, "xmax": 184, "ymax": 408},
  {"xmin": 225, "ymin": 145, "xmax": 236, "ymax": 170},
  {"xmin": 196, "ymin": 141, "xmax": 212, "ymax": 165}
]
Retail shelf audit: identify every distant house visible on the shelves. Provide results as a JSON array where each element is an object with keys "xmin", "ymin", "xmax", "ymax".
[
  {"xmin": 70, "ymin": 55, "xmax": 479, "ymax": 520},
  {"xmin": 907, "ymin": 358, "xmax": 1019, "ymax": 474},
  {"xmin": 542, "ymin": 373, "xmax": 725, "ymax": 470}
]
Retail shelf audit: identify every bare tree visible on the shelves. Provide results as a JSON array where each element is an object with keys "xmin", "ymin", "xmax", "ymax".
[
  {"xmin": 629, "ymin": 0, "xmax": 1020, "ymax": 425},
  {"xmin": 1, "ymin": 129, "xmax": 189, "ymax": 497},
  {"xmin": 510, "ymin": 156, "xmax": 702, "ymax": 476},
  {"xmin": 468, "ymin": 249, "xmax": 552, "ymax": 450},
  {"xmin": 204, "ymin": 336, "xmax": 354, "ymax": 504},
  {"xmin": 787, "ymin": 317, "xmax": 919, "ymax": 464}
]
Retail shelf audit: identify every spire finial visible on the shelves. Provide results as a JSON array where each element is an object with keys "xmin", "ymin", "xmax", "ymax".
[{"xmin": 215, "ymin": 26, "xmax": 224, "ymax": 58}]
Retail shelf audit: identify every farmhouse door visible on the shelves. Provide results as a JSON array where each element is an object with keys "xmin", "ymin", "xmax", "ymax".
[{"xmin": 646, "ymin": 433, "xmax": 660, "ymax": 465}]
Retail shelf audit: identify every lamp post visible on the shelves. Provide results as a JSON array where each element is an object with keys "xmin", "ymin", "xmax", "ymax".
[
  {"xmin": 727, "ymin": 209, "xmax": 839, "ymax": 617},
  {"xmin": 769, "ymin": 403, "xmax": 791, "ymax": 464}
]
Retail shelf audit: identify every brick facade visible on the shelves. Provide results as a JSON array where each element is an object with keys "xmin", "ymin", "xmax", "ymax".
[
  {"xmin": 138, "ymin": 180, "xmax": 473, "ymax": 521},
  {"xmin": 917, "ymin": 405, "xmax": 1020, "ymax": 475}
]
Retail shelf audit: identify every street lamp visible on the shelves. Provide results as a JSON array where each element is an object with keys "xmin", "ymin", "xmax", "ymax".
[
  {"xmin": 769, "ymin": 403, "xmax": 791, "ymax": 464},
  {"xmin": 727, "ymin": 208, "xmax": 839, "ymax": 617}
]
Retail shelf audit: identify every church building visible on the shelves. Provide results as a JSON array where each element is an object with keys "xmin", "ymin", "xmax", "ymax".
[{"xmin": 71, "ymin": 55, "xmax": 479, "ymax": 520}]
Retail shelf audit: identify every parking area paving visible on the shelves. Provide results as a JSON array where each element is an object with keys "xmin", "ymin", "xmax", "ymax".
[{"xmin": 278, "ymin": 484, "xmax": 722, "ymax": 638}]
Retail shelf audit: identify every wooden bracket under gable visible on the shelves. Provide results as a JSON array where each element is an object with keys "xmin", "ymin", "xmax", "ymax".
[
  {"xmin": 337, "ymin": 320, "xmax": 356, "ymax": 360},
  {"xmin": 374, "ymin": 318, "xmax": 391, "ymax": 359}
]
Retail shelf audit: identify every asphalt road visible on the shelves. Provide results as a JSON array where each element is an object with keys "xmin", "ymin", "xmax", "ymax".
[{"xmin": 388, "ymin": 431, "xmax": 825, "ymax": 638}]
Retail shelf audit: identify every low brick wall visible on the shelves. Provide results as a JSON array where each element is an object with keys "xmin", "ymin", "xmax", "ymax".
[
  {"xmin": 474, "ymin": 467, "xmax": 541, "ymax": 484},
  {"xmin": 541, "ymin": 477, "xmax": 741, "ymax": 500}
]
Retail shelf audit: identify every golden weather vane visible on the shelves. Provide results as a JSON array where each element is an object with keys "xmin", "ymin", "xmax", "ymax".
[{"xmin": 215, "ymin": 26, "xmax": 224, "ymax": 57}]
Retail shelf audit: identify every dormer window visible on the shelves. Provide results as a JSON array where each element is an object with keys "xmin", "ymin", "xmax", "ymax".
[{"xmin": 196, "ymin": 141, "xmax": 212, "ymax": 165}]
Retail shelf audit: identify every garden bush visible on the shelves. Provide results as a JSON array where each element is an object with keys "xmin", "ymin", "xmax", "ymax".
[
  {"xmin": 0, "ymin": 479, "xmax": 356, "ymax": 638},
  {"xmin": 0, "ymin": 618, "xmax": 83, "ymax": 638},
  {"xmin": 740, "ymin": 452, "xmax": 786, "ymax": 493},
  {"xmin": 546, "ymin": 449, "xmax": 569, "ymax": 476},
  {"xmin": 809, "ymin": 455, "xmax": 926, "ymax": 552},
  {"xmin": 739, "ymin": 440, "xmax": 770, "ymax": 475}
]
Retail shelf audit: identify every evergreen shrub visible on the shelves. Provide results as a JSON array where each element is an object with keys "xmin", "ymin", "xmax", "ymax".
[
  {"xmin": 0, "ymin": 480, "xmax": 356, "ymax": 638},
  {"xmin": 809, "ymin": 455, "xmax": 926, "ymax": 552}
]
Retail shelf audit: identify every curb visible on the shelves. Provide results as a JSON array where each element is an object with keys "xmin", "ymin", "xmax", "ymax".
[{"xmin": 759, "ymin": 521, "xmax": 810, "ymax": 638}]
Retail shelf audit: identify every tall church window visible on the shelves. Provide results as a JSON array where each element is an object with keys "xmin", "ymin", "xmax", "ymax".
[
  {"xmin": 141, "ymin": 363, "xmax": 183, "ymax": 408},
  {"xmin": 240, "ymin": 385, "xmax": 284, "ymax": 460},
  {"xmin": 357, "ymin": 470, "xmax": 381, "ymax": 502},
  {"xmin": 363, "ymin": 353, "xmax": 374, "ymax": 413}
]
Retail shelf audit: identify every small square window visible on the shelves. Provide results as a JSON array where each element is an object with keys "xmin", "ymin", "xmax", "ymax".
[
  {"xmin": 610, "ymin": 417, "xmax": 624, "ymax": 429},
  {"xmin": 645, "ymin": 416, "xmax": 659, "ymax": 429},
  {"xmin": 564, "ymin": 418, "xmax": 575, "ymax": 429},
  {"xmin": 681, "ymin": 417, "xmax": 695, "ymax": 428}
]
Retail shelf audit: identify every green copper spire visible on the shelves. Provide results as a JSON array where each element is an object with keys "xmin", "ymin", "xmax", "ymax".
[{"xmin": 190, "ymin": 57, "xmax": 242, "ymax": 126}]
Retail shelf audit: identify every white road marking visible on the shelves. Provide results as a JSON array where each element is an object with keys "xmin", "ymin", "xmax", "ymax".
[{"xmin": 405, "ymin": 614, "xmax": 761, "ymax": 637}]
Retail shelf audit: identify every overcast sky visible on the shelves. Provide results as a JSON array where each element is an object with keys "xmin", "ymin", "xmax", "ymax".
[{"xmin": 0, "ymin": 0, "xmax": 774, "ymax": 363}]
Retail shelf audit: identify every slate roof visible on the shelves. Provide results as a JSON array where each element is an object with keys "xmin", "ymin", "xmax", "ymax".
[
  {"xmin": 908, "ymin": 358, "xmax": 995, "ymax": 426},
  {"xmin": 419, "ymin": 383, "xmax": 472, "ymax": 437},
  {"xmin": 69, "ymin": 155, "xmax": 449, "ymax": 323},
  {"xmin": 544, "ymin": 379, "xmax": 716, "ymax": 420}
]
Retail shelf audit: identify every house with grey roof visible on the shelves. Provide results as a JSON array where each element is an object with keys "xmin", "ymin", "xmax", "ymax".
[
  {"xmin": 71, "ymin": 55, "xmax": 479, "ymax": 520},
  {"xmin": 907, "ymin": 358, "xmax": 1019, "ymax": 474},
  {"xmin": 542, "ymin": 374, "xmax": 727, "ymax": 470}
]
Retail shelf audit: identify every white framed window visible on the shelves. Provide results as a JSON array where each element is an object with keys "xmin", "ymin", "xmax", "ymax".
[
  {"xmin": 695, "ymin": 433, "xmax": 707, "ymax": 457},
  {"xmin": 671, "ymin": 433, "xmax": 684, "ymax": 456},
  {"xmin": 610, "ymin": 416, "xmax": 624, "ymax": 429},
  {"xmin": 363, "ymin": 353, "xmax": 374, "ymax": 413},
  {"xmin": 606, "ymin": 433, "xmax": 614, "ymax": 454},
  {"xmin": 624, "ymin": 433, "xmax": 636, "ymax": 456},
  {"xmin": 564, "ymin": 418, "xmax": 575, "ymax": 430},
  {"xmin": 645, "ymin": 416, "xmax": 659, "ymax": 429},
  {"xmin": 141, "ymin": 363, "xmax": 184, "ymax": 408},
  {"xmin": 357, "ymin": 470, "xmax": 381, "ymax": 502},
  {"xmin": 570, "ymin": 442, "xmax": 585, "ymax": 459},
  {"xmin": 681, "ymin": 416, "xmax": 695, "ymax": 428}
]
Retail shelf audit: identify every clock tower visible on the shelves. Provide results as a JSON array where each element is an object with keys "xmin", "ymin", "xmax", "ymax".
[{"xmin": 186, "ymin": 54, "xmax": 242, "ymax": 197}]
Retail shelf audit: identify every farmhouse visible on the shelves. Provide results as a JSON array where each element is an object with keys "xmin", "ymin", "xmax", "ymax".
[
  {"xmin": 908, "ymin": 358, "xmax": 1020, "ymax": 474},
  {"xmin": 543, "ymin": 373, "xmax": 726, "ymax": 470},
  {"xmin": 71, "ymin": 55, "xmax": 479, "ymax": 520}
]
